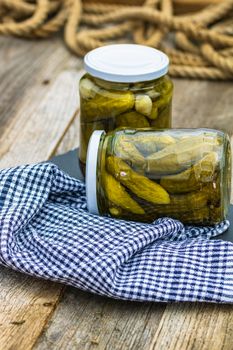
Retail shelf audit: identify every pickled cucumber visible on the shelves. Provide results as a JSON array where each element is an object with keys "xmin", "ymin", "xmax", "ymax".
[
  {"xmin": 81, "ymin": 89, "xmax": 135, "ymax": 122},
  {"xmin": 137, "ymin": 204, "xmax": 211, "ymax": 224},
  {"xmin": 209, "ymin": 206, "xmax": 222, "ymax": 223},
  {"xmin": 154, "ymin": 93, "xmax": 172, "ymax": 109},
  {"xmin": 146, "ymin": 89, "xmax": 160, "ymax": 100},
  {"xmin": 114, "ymin": 136, "xmax": 145, "ymax": 167},
  {"xmin": 147, "ymin": 137, "xmax": 218, "ymax": 175},
  {"xmin": 133, "ymin": 134, "xmax": 158, "ymax": 155},
  {"xmin": 135, "ymin": 95, "xmax": 152, "ymax": 117},
  {"xmin": 150, "ymin": 104, "xmax": 171, "ymax": 128},
  {"xmin": 132, "ymin": 133, "xmax": 176, "ymax": 155},
  {"xmin": 109, "ymin": 207, "xmax": 122, "ymax": 217},
  {"xmin": 106, "ymin": 156, "xmax": 170, "ymax": 205},
  {"xmin": 152, "ymin": 191, "xmax": 209, "ymax": 214},
  {"xmin": 153, "ymin": 79, "xmax": 173, "ymax": 109},
  {"xmin": 176, "ymin": 207, "xmax": 210, "ymax": 224},
  {"xmin": 154, "ymin": 135, "xmax": 176, "ymax": 151},
  {"xmin": 149, "ymin": 104, "xmax": 158, "ymax": 120},
  {"xmin": 203, "ymin": 180, "xmax": 220, "ymax": 206},
  {"xmin": 79, "ymin": 78, "xmax": 100, "ymax": 99},
  {"xmin": 116, "ymin": 111, "xmax": 150, "ymax": 128},
  {"xmin": 92, "ymin": 76, "xmax": 130, "ymax": 91},
  {"xmin": 103, "ymin": 171, "xmax": 145, "ymax": 215},
  {"xmin": 160, "ymin": 152, "xmax": 219, "ymax": 194}
]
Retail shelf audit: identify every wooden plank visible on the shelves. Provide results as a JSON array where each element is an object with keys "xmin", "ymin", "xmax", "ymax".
[
  {"xmin": 55, "ymin": 112, "xmax": 80, "ymax": 156},
  {"xmin": 172, "ymin": 79, "xmax": 233, "ymax": 132},
  {"xmin": 0, "ymin": 37, "xmax": 72, "ymax": 134},
  {"xmin": 0, "ymin": 39, "xmax": 84, "ymax": 168},
  {"xmin": 149, "ymin": 303, "xmax": 233, "ymax": 350},
  {"xmin": 35, "ymin": 78, "xmax": 233, "ymax": 350},
  {"xmin": 0, "ymin": 268, "xmax": 64, "ymax": 350},
  {"xmin": 0, "ymin": 36, "xmax": 83, "ymax": 350},
  {"xmin": 35, "ymin": 294, "xmax": 233, "ymax": 350},
  {"xmin": 0, "ymin": 69, "xmax": 80, "ymax": 167},
  {"xmin": 34, "ymin": 289, "xmax": 165, "ymax": 350}
]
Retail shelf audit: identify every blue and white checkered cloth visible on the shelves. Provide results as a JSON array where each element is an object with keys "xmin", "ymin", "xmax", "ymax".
[{"xmin": 0, "ymin": 163, "xmax": 232, "ymax": 303}]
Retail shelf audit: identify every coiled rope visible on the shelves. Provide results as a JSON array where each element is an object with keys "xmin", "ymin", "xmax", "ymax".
[{"xmin": 1, "ymin": 0, "xmax": 233, "ymax": 80}]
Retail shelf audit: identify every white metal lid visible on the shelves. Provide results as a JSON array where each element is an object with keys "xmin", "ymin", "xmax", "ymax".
[
  {"xmin": 86, "ymin": 130, "xmax": 105, "ymax": 215},
  {"xmin": 84, "ymin": 44, "xmax": 169, "ymax": 83}
]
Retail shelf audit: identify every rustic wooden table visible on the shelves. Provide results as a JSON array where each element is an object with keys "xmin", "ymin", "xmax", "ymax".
[{"xmin": 0, "ymin": 36, "xmax": 233, "ymax": 350}]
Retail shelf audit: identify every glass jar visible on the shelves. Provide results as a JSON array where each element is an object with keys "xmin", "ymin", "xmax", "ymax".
[
  {"xmin": 79, "ymin": 44, "xmax": 173, "ymax": 173},
  {"xmin": 86, "ymin": 128, "xmax": 231, "ymax": 225}
]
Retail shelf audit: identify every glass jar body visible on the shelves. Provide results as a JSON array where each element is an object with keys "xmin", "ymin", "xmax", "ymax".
[
  {"xmin": 96, "ymin": 128, "xmax": 231, "ymax": 225},
  {"xmin": 79, "ymin": 73, "xmax": 173, "ymax": 171}
]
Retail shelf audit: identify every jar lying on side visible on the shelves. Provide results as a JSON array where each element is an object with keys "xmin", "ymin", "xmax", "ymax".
[
  {"xmin": 79, "ymin": 44, "xmax": 173, "ymax": 172},
  {"xmin": 86, "ymin": 128, "xmax": 232, "ymax": 225}
]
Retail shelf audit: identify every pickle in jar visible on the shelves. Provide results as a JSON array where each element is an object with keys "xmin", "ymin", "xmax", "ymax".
[
  {"xmin": 103, "ymin": 171, "xmax": 145, "ymax": 215},
  {"xmin": 153, "ymin": 78, "xmax": 173, "ymax": 108},
  {"xmin": 153, "ymin": 190, "xmax": 209, "ymax": 214},
  {"xmin": 150, "ymin": 103, "xmax": 171, "ymax": 128},
  {"xmin": 114, "ymin": 135, "xmax": 145, "ymax": 167},
  {"xmin": 81, "ymin": 83, "xmax": 135, "ymax": 122},
  {"xmin": 131, "ymin": 133, "xmax": 176, "ymax": 155},
  {"xmin": 106, "ymin": 155, "xmax": 170, "ymax": 205},
  {"xmin": 116, "ymin": 111, "xmax": 150, "ymax": 128},
  {"xmin": 147, "ymin": 136, "xmax": 218, "ymax": 175},
  {"xmin": 79, "ymin": 78, "xmax": 100, "ymax": 99},
  {"xmin": 160, "ymin": 152, "xmax": 219, "ymax": 194},
  {"xmin": 176, "ymin": 207, "xmax": 210, "ymax": 224}
]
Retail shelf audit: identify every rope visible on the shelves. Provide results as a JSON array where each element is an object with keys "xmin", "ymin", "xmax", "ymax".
[
  {"xmin": 0, "ymin": 0, "xmax": 50, "ymax": 35},
  {"xmin": 0, "ymin": 0, "xmax": 233, "ymax": 80},
  {"xmin": 1, "ymin": 0, "xmax": 60, "ymax": 16},
  {"xmin": 175, "ymin": 32, "xmax": 200, "ymax": 54}
]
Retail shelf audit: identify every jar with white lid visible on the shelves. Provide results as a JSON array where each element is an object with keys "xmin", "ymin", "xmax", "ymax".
[
  {"xmin": 79, "ymin": 44, "xmax": 173, "ymax": 172},
  {"xmin": 86, "ymin": 128, "xmax": 231, "ymax": 225}
]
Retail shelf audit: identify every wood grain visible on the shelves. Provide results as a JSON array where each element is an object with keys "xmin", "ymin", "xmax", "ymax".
[
  {"xmin": 0, "ymin": 268, "xmax": 64, "ymax": 350},
  {"xmin": 0, "ymin": 69, "xmax": 80, "ymax": 167},
  {"xmin": 149, "ymin": 303, "xmax": 233, "ymax": 350},
  {"xmin": 0, "ymin": 37, "xmax": 72, "ymax": 134},
  {"xmin": 0, "ymin": 41, "xmax": 84, "ymax": 167},
  {"xmin": 172, "ymin": 79, "xmax": 233, "ymax": 134},
  {"xmin": 0, "ymin": 36, "xmax": 83, "ymax": 350},
  {"xmin": 35, "ymin": 289, "xmax": 165, "ymax": 350},
  {"xmin": 55, "ymin": 112, "xmax": 80, "ymax": 156}
]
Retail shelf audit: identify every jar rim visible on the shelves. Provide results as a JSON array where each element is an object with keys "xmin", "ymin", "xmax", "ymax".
[
  {"xmin": 86, "ymin": 130, "xmax": 106, "ymax": 215},
  {"xmin": 84, "ymin": 44, "xmax": 169, "ymax": 83}
]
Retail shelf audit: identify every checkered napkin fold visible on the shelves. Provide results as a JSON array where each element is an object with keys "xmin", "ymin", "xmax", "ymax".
[{"xmin": 0, "ymin": 163, "xmax": 232, "ymax": 303}]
